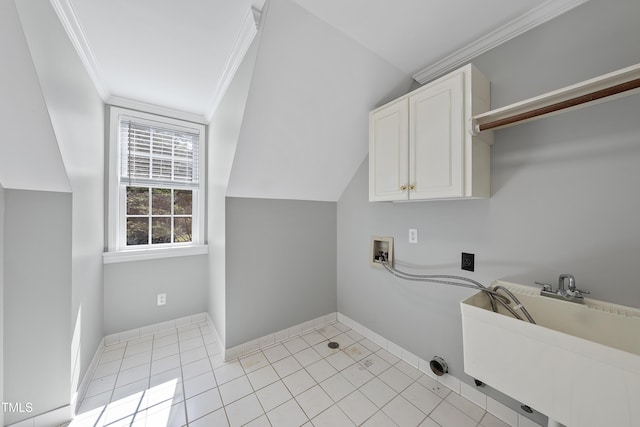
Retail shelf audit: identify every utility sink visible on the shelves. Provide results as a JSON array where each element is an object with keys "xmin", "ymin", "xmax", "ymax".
[{"xmin": 461, "ymin": 281, "xmax": 640, "ymax": 427}]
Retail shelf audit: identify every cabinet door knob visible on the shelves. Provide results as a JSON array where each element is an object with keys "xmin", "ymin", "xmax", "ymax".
[
  {"xmin": 400, "ymin": 185, "xmax": 407, "ymax": 191},
  {"xmin": 409, "ymin": 184, "xmax": 415, "ymax": 190}
]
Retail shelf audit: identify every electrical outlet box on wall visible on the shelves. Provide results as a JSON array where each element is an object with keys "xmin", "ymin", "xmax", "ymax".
[{"xmin": 371, "ymin": 236, "xmax": 393, "ymax": 268}]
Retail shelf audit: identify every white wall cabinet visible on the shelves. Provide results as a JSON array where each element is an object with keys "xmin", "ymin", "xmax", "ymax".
[{"xmin": 369, "ymin": 64, "xmax": 492, "ymax": 201}]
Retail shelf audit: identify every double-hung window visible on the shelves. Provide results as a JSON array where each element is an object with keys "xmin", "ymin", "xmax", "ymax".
[{"xmin": 106, "ymin": 107, "xmax": 206, "ymax": 262}]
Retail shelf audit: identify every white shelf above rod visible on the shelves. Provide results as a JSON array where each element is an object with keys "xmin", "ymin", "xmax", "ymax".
[{"xmin": 472, "ymin": 62, "xmax": 640, "ymax": 134}]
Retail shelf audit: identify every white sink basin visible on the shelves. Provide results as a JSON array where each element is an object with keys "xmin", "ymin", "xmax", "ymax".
[{"xmin": 461, "ymin": 281, "xmax": 640, "ymax": 427}]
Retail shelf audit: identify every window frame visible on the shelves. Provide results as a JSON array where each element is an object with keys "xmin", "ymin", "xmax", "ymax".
[{"xmin": 105, "ymin": 106, "xmax": 207, "ymax": 263}]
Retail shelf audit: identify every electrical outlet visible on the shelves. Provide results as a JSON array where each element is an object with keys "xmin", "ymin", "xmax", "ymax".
[
  {"xmin": 461, "ymin": 253, "xmax": 475, "ymax": 272},
  {"xmin": 157, "ymin": 293, "xmax": 166, "ymax": 306},
  {"xmin": 409, "ymin": 228, "xmax": 418, "ymax": 244}
]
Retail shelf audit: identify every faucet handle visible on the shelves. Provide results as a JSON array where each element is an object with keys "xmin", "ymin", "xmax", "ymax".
[
  {"xmin": 534, "ymin": 281, "xmax": 553, "ymax": 292},
  {"xmin": 565, "ymin": 287, "xmax": 590, "ymax": 299}
]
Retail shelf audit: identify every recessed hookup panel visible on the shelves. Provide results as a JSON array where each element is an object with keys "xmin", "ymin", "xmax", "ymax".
[
  {"xmin": 371, "ymin": 236, "xmax": 394, "ymax": 268},
  {"xmin": 462, "ymin": 252, "xmax": 475, "ymax": 271}
]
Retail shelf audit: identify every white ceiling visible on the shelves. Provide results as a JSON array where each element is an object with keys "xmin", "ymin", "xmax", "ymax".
[
  {"xmin": 63, "ymin": 0, "xmax": 263, "ymax": 120},
  {"xmin": 53, "ymin": 0, "xmax": 585, "ymax": 121},
  {"xmin": 46, "ymin": 0, "xmax": 589, "ymax": 201},
  {"xmin": 292, "ymin": 0, "xmax": 541, "ymax": 76}
]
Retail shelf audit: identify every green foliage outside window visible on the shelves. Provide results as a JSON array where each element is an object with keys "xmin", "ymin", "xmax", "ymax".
[{"xmin": 126, "ymin": 186, "xmax": 192, "ymax": 246}]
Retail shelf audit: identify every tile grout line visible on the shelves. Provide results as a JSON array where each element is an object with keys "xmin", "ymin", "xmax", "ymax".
[
  {"xmin": 244, "ymin": 348, "xmax": 293, "ymax": 425},
  {"xmin": 239, "ymin": 338, "xmax": 315, "ymax": 424},
  {"xmin": 277, "ymin": 324, "xmax": 464, "ymax": 427},
  {"xmin": 184, "ymin": 322, "xmax": 231, "ymax": 426},
  {"xmin": 250, "ymin": 328, "xmax": 358, "ymax": 425},
  {"xmin": 175, "ymin": 326, "xmax": 190, "ymax": 426},
  {"xmin": 234, "ymin": 328, "xmax": 437, "ymax": 427},
  {"xmin": 103, "ymin": 340, "xmax": 129, "ymax": 426},
  {"xmin": 337, "ymin": 315, "xmax": 530, "ymax": 426},
  {"xmin": 197, "ymin": 321, "xmax": 232, "ymax": 427},
  {"xmin": 239, "ymin": 327, "xmax": 401, "ymax": 426},
  {"xmin": 78, "ymin": 319, "xmax": 529, "ymax": 427},
  {"xmin": 327, "ymin": 331, "xmax": 418, "ymax": 426},
  {"xmin": 207, "ymin": 327, "xmax": 230, "ymax": 427},
  {"xmin": 124, "ymin": 335, "xmax": 153, "ymax": 426},
  {"xmin": 240, "ymin": 350, "xmax": 272, "ymax": 427}
]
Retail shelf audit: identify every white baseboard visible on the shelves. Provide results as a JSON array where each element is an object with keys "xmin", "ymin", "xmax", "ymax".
[
  {"xmin": 72, "ymin": 337, "xmax": 104, "ymax": 415},
  {"xmin": 221, "ymin": 312, "xmax": 338, "ymax": 362},
  {"xmin": 103, "ymin": 313, "xmax": 208, "ymax": 347},
  {"xmin": 206, "ymin": 313, "xmax": 226, "ymax": 360}
]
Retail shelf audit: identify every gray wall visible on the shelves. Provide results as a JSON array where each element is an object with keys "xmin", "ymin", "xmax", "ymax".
[
  {"xmin": 337, "ymin": 0, "xmax": 640, "ymax": 420},
  {"xmin": 208, "ymin": 33, "xmax": 262, "ymax": 347},
  {"xmin": 225, "ymin": 197, "xmax": 337, "ymax": 347},
  {"xmin": 4, "ymin": 190, "xmax": 72, "ymax": 424},
  {"xmin": 0, "ymin": 185, "xmax": 4, "ymax": 427},
  {"xmin": 14, "ymin": 0, "xmax": 106, "ymax": 399},
  {"xmin": 104, "ymin": 255, "xmax": 208, "ymax": 335}
]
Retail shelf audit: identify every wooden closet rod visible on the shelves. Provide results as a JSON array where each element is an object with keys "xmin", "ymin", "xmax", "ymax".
[
  {"xmin": 471, "ymin": 63, "xmax": 640, "ymax": 134},
  {"xmin": 478, "ymin": 77, "xmax": 640, "ymax": 132}
]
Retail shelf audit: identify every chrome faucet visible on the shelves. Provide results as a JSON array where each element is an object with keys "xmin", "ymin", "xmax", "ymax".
[
  {"xmin": 535, "ymin": 274, "xmax": 590, "ymax": 304},
  {"xmin": 558, "ymin": 273, "xmax": 576, "ymax": 293}
]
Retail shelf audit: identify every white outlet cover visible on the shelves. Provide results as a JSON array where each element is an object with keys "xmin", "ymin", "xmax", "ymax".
[
  {"xmin": 409, "ymin": 228, "xmax": 418, "ymax": 244},
  {"xmin": 157, "ymin": 293, "xmax": 166, "ymax": 306}
]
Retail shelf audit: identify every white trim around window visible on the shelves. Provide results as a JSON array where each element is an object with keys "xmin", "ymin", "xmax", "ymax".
[
  {"xmin": 103, "ymin": 244, "xmax": 208, "ymax": 264},
  {"xmin": 105, "ymin": 106, "xmax": 207, "ymax": 263}
]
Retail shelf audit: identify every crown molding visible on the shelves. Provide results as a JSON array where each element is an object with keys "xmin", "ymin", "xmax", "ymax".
[
  {"xmin": 204, "ymin": 7, "xmax": 259, "ymax": 122},
  {"xmin": 106, "ymin": 96, "xmax": 208, "ymax": 124},
  {"xmin": 412, "ymin": 0, "xmax": 591, "ymax": 85},
  {"xmin": 251, "ymin": 5, "xmax": 263, "ymax": 28},
  {"xmin": 50, "ymin": 0, "xmax": 110, "ymax": 100},
  {"xmin": 50, "ymin": 0, "xmax": 259, "ymax": 123}
]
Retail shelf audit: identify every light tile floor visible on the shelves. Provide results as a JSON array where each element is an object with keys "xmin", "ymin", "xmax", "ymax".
[{"xmin": 71, "ymin": 321, "xmax": 517, "ymax": 427}]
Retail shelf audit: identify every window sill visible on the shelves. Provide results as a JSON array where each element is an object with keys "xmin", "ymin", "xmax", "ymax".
[{"xmin": 103, "ymin": 245, "xmax": 208, "ymax": 264}]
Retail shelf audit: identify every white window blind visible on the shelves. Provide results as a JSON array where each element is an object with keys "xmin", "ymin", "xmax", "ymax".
[{"xmin": 119, "ymin": 118, "xmax": 200, "ymax": 189}]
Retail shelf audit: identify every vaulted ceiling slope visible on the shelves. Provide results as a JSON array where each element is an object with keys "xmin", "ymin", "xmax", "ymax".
[
  {"xmin": 60, "ymin": 0, "xmax": 264, "ymax": 121},
  {"xmin": 292, "ymin": 0, "xmax": 541, "ymax": 77},
  {"xmin": 226, "ymin": 0, "xmax": 411, "ymax": 201},
  {"xmin": 227, "ymin": 0, "xmax": 590, "ymax": 201},
  {"xmin": 40, "ymin": 0, "xmax": 589, "ymax": 201},
  {"xmin": 0, "ymin": 0, "xmax": 70, "ymax": 192}
]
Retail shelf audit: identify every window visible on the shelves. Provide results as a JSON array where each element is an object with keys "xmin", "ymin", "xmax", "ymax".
[{"xmin": 106, "ymin": 107, "xmax": 206, "ymax": 261}]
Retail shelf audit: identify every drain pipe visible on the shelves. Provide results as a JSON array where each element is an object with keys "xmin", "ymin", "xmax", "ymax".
[{"xmin": 429, "ymin": 356, "xmax": 448, "ymax": 376}]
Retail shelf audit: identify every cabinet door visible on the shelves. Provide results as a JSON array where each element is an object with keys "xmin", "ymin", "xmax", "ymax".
[
  {"xmin": 409, "ymin": 72, "xmax": 464, "ymax": 199},
  {"xmin": 369, "ymin": 99, "xmax": 409, "ymax": 201}
]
